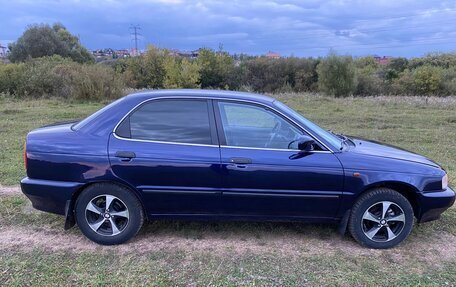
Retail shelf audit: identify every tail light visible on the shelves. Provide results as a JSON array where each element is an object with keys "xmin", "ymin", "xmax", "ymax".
[{"xmin": 23, "ymin": 142, "xmax": 28, "ymax": 170}]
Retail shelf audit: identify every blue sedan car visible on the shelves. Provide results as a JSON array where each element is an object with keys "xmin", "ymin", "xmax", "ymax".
[{"xmin": 21, "ymin": 90, "xmax": 454, "ymax": 248}]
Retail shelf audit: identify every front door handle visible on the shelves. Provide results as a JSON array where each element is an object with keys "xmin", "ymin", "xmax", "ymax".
[
  {"xmin": 115, "ymin": 151, "xmax": 136, "ymax": 161},
  {"xmin": 229, "ymin": 157, "xmax": 252, "ymax": 164}
]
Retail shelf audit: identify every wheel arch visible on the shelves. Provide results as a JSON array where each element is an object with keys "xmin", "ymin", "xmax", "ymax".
[
  {"xmin": 64, "ymin": 180, "xmax": 146, "ymax": 230},
  {"xmin": 358, "ymin": 181, "xmax": 420, "ymax": 218}
]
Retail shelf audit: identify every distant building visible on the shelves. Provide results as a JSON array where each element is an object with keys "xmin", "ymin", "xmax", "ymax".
[
  {"xmin": 0, "ymin": 43, "xmax": 8, "ymax": 58},
  {"xmin": 130, "ymin": 48, "xmax": 140, "ymax": 57},
  {"xmin": 169, "ymin": 49, "xmax": 200, "ymax": 59},
  {"xmin": 265, "ymin": 51, "xmax": 280, "ymax": 59},
  {"xmin": 92, "ymin": 48, "xmax": 132, "ymax": 60},
  {"xmin": 115, "ymin": 49, "xmax": 131, "ymax": 58},
  {"xmin": 373, "ymin": 55, "xmax": 392, "ymax": 65}
]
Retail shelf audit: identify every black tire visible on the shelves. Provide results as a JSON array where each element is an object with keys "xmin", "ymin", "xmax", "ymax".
[
  {"xmin": 348, "ymin": 188, "xmax": 414, "ymax": 249},
  {"xmin": 75, "ymin": 183, "xmax": 144, "ymax": 245}
]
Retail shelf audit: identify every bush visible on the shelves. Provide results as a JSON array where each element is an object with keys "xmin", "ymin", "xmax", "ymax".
[
  {"xmin": 0, "ymin": 63, "xmax": 25, "ymax": 94},
  {"xmin": 52, "ymin": 63, "xmax": 125, "ymax": 101},
  {"xmin": 115, "ymin": 45, "xmax": 203, "ymax": 89},
  {"xmin": 0, "ymin": 55, "xmax": 125, "ymax": 100},
  {"xmin": 197, "ymin": 48, "xmax": 234, "ymax": 89},
  {"xmin": 317, "ymin": 52, "xmax": 356, "ymax": 97},
  {"xmin": 354, "ymin": 57, "xmax": 383, "ymax": 96},
  {"xmin": 441, "ymin": 67, "xmax": 456, "ymax": 96},
  {"xmin": 241, "ymin": 58, "xmax": 290, "ymax": 93},
  {"xmin": 2, "ymin": 44, "xmax": 456, "ymax": 100},
  {"xmin": 412, "ymin": 65, "xmax": 443, "ymax": 95},
  {"xmin": 163, "ymin": 56, "xmax": 201, "ymax": 89},
  {"xmin": 293, "ymin": 58, "xmax": 319, "ymax": 92},
  {"xmin": 118, "ymin": 46, "xmax": 166, "ymax": 89},
  {"xmin": 408, "ymin": 52, "xmax": 456, "ymax": 69},
  {"xmin": 355, "ymin": 72, "xmax": 384, "ymax": 96},
  {"xmin": 15, "ymin": 55, "xmax": 70, "ymax": 98},
  {"xmin": 390, "ymin": 69, "xmax": 414, "ymax": 95}
]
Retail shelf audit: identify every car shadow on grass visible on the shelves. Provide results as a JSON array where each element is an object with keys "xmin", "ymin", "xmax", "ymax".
[{"xmin": 140, "ymin": 220, "xmax": 339, "ymax": 241}]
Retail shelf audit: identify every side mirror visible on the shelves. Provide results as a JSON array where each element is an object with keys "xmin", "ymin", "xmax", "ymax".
[{"xmin": 298, "ymin": 137, "xmax": 316, "ymax": 152}]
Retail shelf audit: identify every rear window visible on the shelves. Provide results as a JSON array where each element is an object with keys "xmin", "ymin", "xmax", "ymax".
[
  {"xmin": 72, "ymin": 98, "xmax": 125, "ymax": 130},
  {"xmin": 119, "ymin": 99, "xmax": 212, "ymax": 145}
]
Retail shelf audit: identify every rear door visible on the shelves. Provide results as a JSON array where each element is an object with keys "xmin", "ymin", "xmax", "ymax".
[
  {"xmin": 215, "ymin": 100, "xmax": 344, "ymax": 219},
  {"xmin": 108, "ymin": 98, "xmax": 222, "ymax": 216}
]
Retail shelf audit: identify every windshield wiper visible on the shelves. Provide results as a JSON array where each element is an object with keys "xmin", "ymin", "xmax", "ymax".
[{"xmin": 328, "ymin": 130, "xmax": 350, "ymax": 150}]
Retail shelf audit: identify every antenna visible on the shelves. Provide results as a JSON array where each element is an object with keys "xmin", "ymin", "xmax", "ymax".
[{"xmin": 129, "ymin": 25, "xmax": 141, "ymax": 56}]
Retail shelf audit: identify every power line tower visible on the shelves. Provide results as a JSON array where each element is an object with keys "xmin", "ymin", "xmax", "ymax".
[{"xmin": 129, "ymin": 25, "xmax": 141, "ymax": 56}]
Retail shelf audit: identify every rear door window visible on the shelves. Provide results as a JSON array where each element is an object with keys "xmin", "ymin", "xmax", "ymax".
[{"xmin": 119, "ymin": 99, "xmax": 213, "ymax": 145}]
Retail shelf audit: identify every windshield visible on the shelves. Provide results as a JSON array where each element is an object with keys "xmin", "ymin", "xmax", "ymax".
[{"xmin": 273, "ymin": 101, "xmax": 343, "ymax": 150}]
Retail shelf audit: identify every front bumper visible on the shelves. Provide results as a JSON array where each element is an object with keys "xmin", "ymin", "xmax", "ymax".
[
  {"xmin": 417, "ymin": 186, "xmax": 455, "ymax": 223},
  {"xmin": 20, "ymin": 177, "xmax": 84, "ymax": 215}
]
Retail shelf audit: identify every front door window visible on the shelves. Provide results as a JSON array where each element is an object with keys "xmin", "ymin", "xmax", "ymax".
[{"xmin": 218, "ymin": 102, "xmax": 303, "ymax": 149}]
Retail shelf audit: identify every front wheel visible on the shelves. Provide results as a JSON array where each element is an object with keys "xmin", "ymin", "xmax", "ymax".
[
  {"xmin": 348, "ymin": 188, "xmax": 414, "ymax": 249},
  {"xmin": 75, "ymin": 183, "xmax": 144, "ymax": 245}
]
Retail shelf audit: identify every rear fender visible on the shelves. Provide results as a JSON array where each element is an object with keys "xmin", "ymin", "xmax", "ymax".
[{"xmin": 63, "ymin": 180, "xmax": 147, "ymax": 229}]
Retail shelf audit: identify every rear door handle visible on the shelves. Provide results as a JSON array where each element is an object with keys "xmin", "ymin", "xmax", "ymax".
[
  {"xmin": 115, "ymin": 151, "xmax": 136, "ymax": 161},
  {"xmin": 229, "ymin": 157, "xmax": 252, "ymax": 164}
]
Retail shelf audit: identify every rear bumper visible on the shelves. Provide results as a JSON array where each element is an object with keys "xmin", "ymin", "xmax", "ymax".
[
  {"xmin": 20, "ymin": 177, "xmax": 84, "ymax": 215},
  {"xmin": 417, "ymin": 186, "xmax": 455, "ymax": 223}
]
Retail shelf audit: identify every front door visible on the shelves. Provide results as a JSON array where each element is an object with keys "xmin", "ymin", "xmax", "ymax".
[
  {"xmin": 215, "ymin": 100, "xmax": 344, "ymax": 219},
  {"xmin": 109, "ymin": 98, "xmax": 221, "ymax": 216}
]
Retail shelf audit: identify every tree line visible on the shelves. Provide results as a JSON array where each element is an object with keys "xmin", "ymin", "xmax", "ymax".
[{"xmin": 1, "ymin": 23, "xmax": 455, "ymax": 101}]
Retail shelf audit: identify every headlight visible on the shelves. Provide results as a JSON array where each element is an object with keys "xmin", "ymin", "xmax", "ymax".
[{"xmin": 442, "ymin": 174, "xmax": 448, "ymax": 190}]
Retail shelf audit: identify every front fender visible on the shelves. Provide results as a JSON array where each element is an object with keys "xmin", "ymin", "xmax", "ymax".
[{"xmin": 337, "ymin": 169, "xmax": 442, "ymax": 218}]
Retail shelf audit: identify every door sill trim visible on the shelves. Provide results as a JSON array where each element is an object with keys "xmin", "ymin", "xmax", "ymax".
[{"xmin": 223, "ymin": 192, "xmax": 339, "ymax": 199}]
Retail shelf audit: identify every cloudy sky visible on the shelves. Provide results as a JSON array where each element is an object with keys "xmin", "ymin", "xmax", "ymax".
[{"xmin": 1, "ymin": 0, "xmax": 455, "ymax": 57}]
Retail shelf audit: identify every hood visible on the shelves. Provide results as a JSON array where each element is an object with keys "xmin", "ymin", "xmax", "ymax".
[{"xmin": 349, "ymin": 137, "xmax": 440, "ymax": 168}]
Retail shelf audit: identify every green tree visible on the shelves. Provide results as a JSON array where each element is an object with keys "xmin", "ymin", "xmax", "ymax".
[
  {"xmin": 387, "ymin": 57, "xmax": 408, "ymax": 72},
  {"xmin": 355, "ymin": 71, "xmax": 383, "ymax": 96},
  {"xmin": 163, "ymin": 54, "xmax": 180, "ymax": 89},
  {"xmin": 409, "ymin": 52, "xmax": 456, "ymax": 69},
  {"xmin": 0, "ymin": 63, "xmax": 25, "ymax": 94},
  {"xmin": 317, "ymin": 51, "xmax": 356, "ymax": 97},
  {"xmin": 353, "ymin": 56, "xmax": 383, "ymax": 96},
  {"xmin": 412, "ymin": 65, "xmax": 443, "ymax": 95},
  {"xmin": 354, "ymin": 56, "xmax": 379, "ymax": 70},
  {"xmin": 142, "ymin": 46, "xmax": 166, "ymax": 88},
  {"xmin": 8, "ymin": 23, "xmax": 94, "ymax": 63},
  {"xmin": 179, "ymin": 58, "xmax": 201, "ymax": 88},
  {"xmin": 384, "ymin": 57, "xmax": 409, "ymax": 81},
  {"xmin": 293, "ymin": 58, "xmax": 319, "ymax": 92},
  {"xmin": 242, "ymin": 57, "xmax": 291, "ymax": 93},
  {"xmin": 163, "ymin": 55, "xmax": 201, "ymax": 88},
  {"xmin": 197, "ymin": 48, "xmax": 233, "ymax": 89},
  {"xmin": 441, "ymin": 67, "xmax": 456, "ymax": 96},
  {"xmin": 120, "ymin": 45, "xmax": 166, "ymax": 89}
]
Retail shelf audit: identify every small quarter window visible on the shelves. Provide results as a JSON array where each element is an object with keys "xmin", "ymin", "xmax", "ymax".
[{"xmin": 120, "ymin": 99, "xmax": 212, "ymax": 145}]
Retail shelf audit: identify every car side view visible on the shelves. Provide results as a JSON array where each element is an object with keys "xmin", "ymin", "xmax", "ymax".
[{"xmin": 21, "ymin": 90, "xmax": 455, "ymax": 248}]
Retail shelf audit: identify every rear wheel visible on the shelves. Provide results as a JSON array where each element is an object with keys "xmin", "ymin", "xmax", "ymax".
[
  {"xmin": 75, "ymin": 183, "xmax": 144, "ymax": 245},
  {"xmin": 348, "ymin": 188, "xmax": 414, "ymax": 249}
]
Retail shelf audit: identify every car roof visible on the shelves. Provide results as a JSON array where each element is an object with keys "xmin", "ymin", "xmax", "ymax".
[{"xmin": 126, "ymin": 89, "xmax": 275, "ymax": 104}]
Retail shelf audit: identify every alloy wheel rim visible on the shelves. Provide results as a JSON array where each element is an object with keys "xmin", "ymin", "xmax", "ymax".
[
  {"xmin": 85, "ymin": 194, "xmax": 129, "ymax": 236},
  {"xmin": 361, "ymin": 201, "xmax": 406, "ymax": 242}
]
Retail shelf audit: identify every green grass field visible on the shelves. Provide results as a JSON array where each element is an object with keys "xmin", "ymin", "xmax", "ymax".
[{"xmin": 0, "ymin": 94, "xmax": 455, "ymax": 286}]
